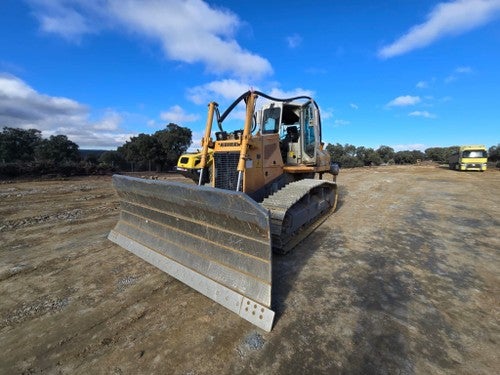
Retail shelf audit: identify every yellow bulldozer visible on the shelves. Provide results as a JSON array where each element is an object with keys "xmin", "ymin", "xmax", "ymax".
[
  {"xmin": 176, "ymin": 148, "xmax": 214, "ymax": 184},
  {"xmin": 108, "ymin": 91, "xmax": 338, "ymax": 331}
]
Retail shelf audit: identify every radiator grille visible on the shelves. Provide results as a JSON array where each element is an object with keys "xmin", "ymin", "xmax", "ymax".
[{"xmin": 214, "ymin": 152, "xmax": 240, "ymax": 191}]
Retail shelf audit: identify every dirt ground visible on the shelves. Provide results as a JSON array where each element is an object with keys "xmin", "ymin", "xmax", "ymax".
[{"xmin": 0, "ymin": 165, "xmax": 498, "ymax": 374}]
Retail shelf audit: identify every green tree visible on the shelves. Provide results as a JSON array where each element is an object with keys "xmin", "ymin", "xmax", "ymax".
[
  {"xmin": 84, "ymin": 154, "xmax": 99, "ymax": 165},
  {"xmin": 35, "ymin": 135, "xmax": 80, "ymax": 162},
  {"xmin": 118, "ymin": 123, "xmax": 191, "ymax": 171},
  {"xmin": 325, "ymin": 143, "xmax": 364, "ymax": 168},
  {"xmin": 365, "ymin": 149, "xmax": 382, "ymax": 166},
  {"xmin": 153, "ymin": 123, "xmax": 192, "ymax": 170},
  {"xmin": 488, "ymin": 144, "xmax": 499, "ymax": 162},
  {"xmin": 340, "ymin": 155, "xmax": 364, "ymax": 168},
  {"xmin": 325, "ymin": 143, "xmax": 345, "ymax": 162},
  {"xmin": 394, "ymin": 150, "xmax": 425, "ymax": 164},
  {"xmin": 326, "ymin": 143, "xmax": 381, "ymax": 167},
  {"xmin": 376, "ymin": 145, "xmax": 395, "ymax": 163},
  {"xmin": 356, "ymin": 146, "xmax": 382, "ymax": 166},
  {"xmin": 0, "ymin": 127, "xmax": 42, "ymax": 162},
  {"xmin": 343, "ymin": 144, "xmax": 357, "ymax": 158},
  {"xmin": 118, "ymin": 133, "xmax": 160, "ymax": 170},
  {"xmin": 99, "ymin": 150, "xmax": 127, "ymax": 169},
  {"xmin": 425, "ymin": 146, "xmax": 459, "ymax": 163},
  {"xmin": 355, "ymin": 146, "xmax": 368, "ymax": 162}
]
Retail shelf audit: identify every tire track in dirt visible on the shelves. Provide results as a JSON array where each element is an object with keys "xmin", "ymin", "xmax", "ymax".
[{"xmin": 0, "ymin": 204, "xmax": 117, "ymax": 232}]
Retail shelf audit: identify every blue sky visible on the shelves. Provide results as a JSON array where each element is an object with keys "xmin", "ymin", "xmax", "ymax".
[{"xmin": 1, "ymin": 0, "xmax": 499, "ymax": 151}]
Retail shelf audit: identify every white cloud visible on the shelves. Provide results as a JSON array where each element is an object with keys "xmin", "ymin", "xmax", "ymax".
[
  {"xmin": 378, "ymin": 0, "xmax": 500, "ymax": 58},
  {"xmin": 455, "ymin": 66, "xmax": 473, "ymax": 73},
  {"xmin": 0, "ymin": 73, "xmax": 35, "ymax": 98},
  {"xmin": 0, "ymin": 74, "xmax": 133, "ymax": 148},
  {"xmin": 268, "ymin": 87, "xmax": 315, "ymax": 99},
  {"xmin": 187, "ymin": 130, "xmax": 206, "ymax": 151},
  {"xmin": 350, "ymin": 103, "xmax": 359, "ymax": 110},
  {"xmin": 409, "ymin": 110, "xmax": 437, "ymax": 119},
  {"xmin": 286, "ymin": 33, "xmax": 303, "ymax": 48},
  {"xmin": 334, "ymin": 119, "xmax": 350, "ymax": 126},
  {"xmin": 387, "ymin": 95, "xmax": 421, "ymax": 107},
  {"xmin": 444, "ymin": 75, "xmax": 457, "ymax": 83},
  {"xmin": 188, "ymin": 81, "xmax": 315, "ymax": 106},
  {"xmin": 445, "ymin": 65, "xmax": 474, "ymax": 83},
  {"xmin": 92, "ymin": 110, "xmax": 122, "ymax": 130},
  {"xmin": 160, "ymin": 105, "xmax": 200, "ymax": 123},
  {"xmin": 321, "ymin": 108, "xmax": 334, "ymax": 120},
  {"xmin": 186, "ymin": 82, "xmax": 317, "ymax": 125},
  {"xmin": 0, "ymin": 73, "xmax": 86, "ymax": 126},
  {"xmin": 416, "ymin": 81, "xmax": 429, "ymax": 89},
  {"xmin": 28, "ymin": 0, "xmax": 272, "ymax": 78},
  {"xmin": 187, "ymin": 79, "xmax": 253, "ymax": 105},
  {"xmin": 33, "ymin": 1, "xmax": 97, "ymax": 41}
]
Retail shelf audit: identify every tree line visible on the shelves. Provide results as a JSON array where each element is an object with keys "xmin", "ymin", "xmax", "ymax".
[
  {"xmin": 0, "ymin": 124, "xmax": 191, "ymax": 177},
  {"xmin": 326, "ymin": 143, "xmax": 432, "ymax": 167},
  {"xmin": 1, "ymin": 125, "xmax": 498, "ymax": 178},
  {"xmin": 326, "ymin": 143, "xmax": 500, "ymax": 168}
]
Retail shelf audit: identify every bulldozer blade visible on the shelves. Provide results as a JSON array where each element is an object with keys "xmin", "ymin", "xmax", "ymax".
[{"xmin": 108, "ymin": 175, "xmax": 275, "ymax": 331}]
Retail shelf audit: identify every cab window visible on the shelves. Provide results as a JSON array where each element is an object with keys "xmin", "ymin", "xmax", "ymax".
[
  {"xmin": 262, "ymin": 107, "xmax": 280, "ymax": 134},
  {"xmin": 463, "ymin": 150, "xmax": 487, "ymax": 158}
]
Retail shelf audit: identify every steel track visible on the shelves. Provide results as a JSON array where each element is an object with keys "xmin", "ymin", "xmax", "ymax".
[{"xmin": 260, "ymin": 179, "xmax": 337, "ymax": 254}]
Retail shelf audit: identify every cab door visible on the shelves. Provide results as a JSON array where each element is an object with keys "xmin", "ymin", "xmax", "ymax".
[{"xmin": 302, "ymin": 103, "xmax": 319, "ymax": 164}]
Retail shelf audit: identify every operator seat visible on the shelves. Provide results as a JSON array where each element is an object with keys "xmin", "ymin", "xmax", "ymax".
[{"xmin": 286, "ymin": 126, "xmax": 299, "ymax": 142}]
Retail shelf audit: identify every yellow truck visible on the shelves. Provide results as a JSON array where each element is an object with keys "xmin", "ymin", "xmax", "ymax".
[{"xmin": 449, "ymin": 145, "xmax": 488, "ymax": 171}]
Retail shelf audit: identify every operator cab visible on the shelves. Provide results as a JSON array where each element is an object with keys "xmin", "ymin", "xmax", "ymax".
[{"xmin": 259, "ymin": 101, "xmax": 320, "ymax": 165}]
